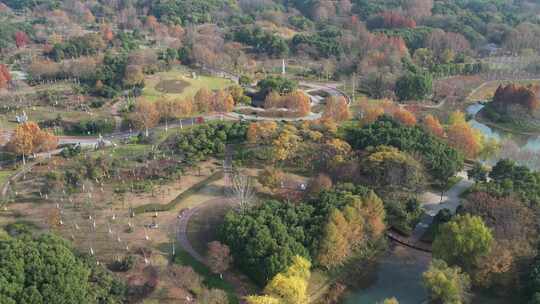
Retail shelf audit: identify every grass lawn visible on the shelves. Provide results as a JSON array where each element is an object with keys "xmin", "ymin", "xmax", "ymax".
[
  {"xmin": 108, "ymin": 144, "xmax": 153, "ymax": 159},
  {"xmin": 0, "ymin": 106, "xmax": 114, "ymax": 132},
  {"xmin": 133, "ymin": 171, "xmax": 224, "ymax": 214},
  {"xmin": 142, "ymin": 68, "xmax": 234, "ymax": 102},
  {"xmin": 0, "ymin": 169, "xmax": 14, "ymax": 186},
  {"xmin": 185, "ymin": 196, "xmax": 231, "ymax": 255}
]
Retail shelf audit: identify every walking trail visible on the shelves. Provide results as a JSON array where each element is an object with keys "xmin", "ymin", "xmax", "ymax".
[{"xmin": 412, "ymin": 171, "xmax": 473, "ymax": 243}]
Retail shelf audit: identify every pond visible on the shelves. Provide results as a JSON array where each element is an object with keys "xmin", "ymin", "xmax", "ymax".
[
  {"xmin": 467, "ymin": 103, "xmax": 540, "ymax": 169},
  {"xmin": 343, "ymin": 245, "xmax": 430, "ymax": 304}
]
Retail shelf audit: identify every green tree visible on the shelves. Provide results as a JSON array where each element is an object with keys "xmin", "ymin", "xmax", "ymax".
[
  {"xmin": 423, "ymin": 259, "xmax": 471, "ymax": 304},
  {"xmin": 433, "ymin": 214, "xmax": 493, "ymax": 271},
  {"xmin": 345, "ymin": 117, "xmax": 463, "ymax": 182},
  {"xmin": 395, "ymin": 71, "xmax": 433, "ymax": 101},
  {"xmin": 363, "ymin": 145, "xmax": 426, "ymax": 192},
  {"xmin": 0, "ymin": 233, "xmax": 124, "ymax": 303},
  {"xmin": 239, "ymin": 75, "xmax": 252, "ymax": 87},
  {"xmin": 257, "ymin": 76, "xmax": 298, "ymax": 96},
  {"xmin": 467, "ymin": 162, "xmax": 488, "ymax": 182},
  {"xmin": 220, "ymin": 200, "xmax": 312, "ymax": 285}
]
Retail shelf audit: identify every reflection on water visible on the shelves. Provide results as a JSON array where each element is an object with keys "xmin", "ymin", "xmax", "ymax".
[
  {"xmin": 467, "ymin": 103, "xmax": 540, "ymax": 169},
  {"xmin": 467, "ymin": 103, "xmax": 540, "ymax": 151},
  {"xmin": 343, "ymin": 245, "xmax": 430, "ymax": 304}
]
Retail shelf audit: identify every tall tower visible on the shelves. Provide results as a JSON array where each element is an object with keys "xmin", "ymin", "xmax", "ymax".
[{"xmin": 282, "ymin": 59, "xmax": 286, "ymax": 75}]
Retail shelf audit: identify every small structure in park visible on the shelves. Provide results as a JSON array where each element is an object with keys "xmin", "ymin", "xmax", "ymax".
[{"xmin": 15, "ymin": 111, "xmax": 28, "ymax": 124}]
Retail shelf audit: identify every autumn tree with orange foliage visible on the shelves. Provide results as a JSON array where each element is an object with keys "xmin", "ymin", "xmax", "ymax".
[
  {"xmin": 101, "ymin": 25, "xmax": 114, "ymax": 42},
  {"xmin": 317, "ymin": 191, "xmax": 385, "ymax": 268},
  {"xmin": 264, "ymin": 90, "xmax": 311, "ymax": 117},
  {"xmin": 247, "ymin": 121, "xmax": 278, "ymax": 144},
  {"xmin": 156, "ymin": 98, "xmax": 178, "ymax": 121},
  {"xmin": 194, "ymin": 88, "xmax": 213, "ymax": 113},
  {"xmin": 285, "ymin": 91, "xmax": 311, "ymax": 116},
  {"xmin": 447, "ymin": 111, "xmax": 483, "ymax": 158},
  {"xmin": 359, "ymin": 99, "xmax": 401, "ymax": 125},
  {"xmin": 323, "ymin": 96, "xmax": 350, "ymax": 122},
  {"xmin": 492, "ymin": 83, "xmax": 540, "ymax": 112},
  {"xmin": 0, "ymin": 64, "xmax": 11, "ymax": 89},
  {"xmin": 145, "ymin": 15, "xmax": 159, "ymax": 31},
  {"xmin": 6, "ymin": 122, "xmax": 58, "ymax": 163},
  {"xmin": 176, "ymin": 98, "xmax": 193, "ymax": 117},
  {"xmin": 423, "ymin": 114, "xmax": 445, "ymax": 138},
  {"xmin": 361, "ymin": 106, "xmax": 385, "ymax": 125},
  {"xmin": 368, "ymin": 34, "xmax": 408, "ymax": 56},
  {"xmin": 212, "ymin": 89, "xmax": 235, "ymax": 113},
  {"xmin": 132, "ymin": 99, "xmax": 159, "ymax": 136},
  {"xmin": 307, "ymin": 174, "xmax": 333, "ymax": 197},
  {"xmin": 168, "ymin": 24, "xmax": 185, "ymax": 39},
  {"xmin": 393, "ymin": 108, "xmax": 417, "ymax": 126}
]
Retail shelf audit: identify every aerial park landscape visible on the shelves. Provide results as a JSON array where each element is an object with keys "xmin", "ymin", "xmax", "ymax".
[{"xmin": 1, "ymin": 1, "xmax": 540, "ymax": 304}]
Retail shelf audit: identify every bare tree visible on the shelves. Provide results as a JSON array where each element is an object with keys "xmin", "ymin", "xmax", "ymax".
[{"xmin": 230, "ymin": 172, "xmax": 254, "ymax": 212}]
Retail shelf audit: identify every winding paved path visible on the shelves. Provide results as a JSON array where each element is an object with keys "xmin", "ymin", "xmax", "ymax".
[{"xmin": 177, "ymin": 207, "xmax": 205, "ymax": 263}]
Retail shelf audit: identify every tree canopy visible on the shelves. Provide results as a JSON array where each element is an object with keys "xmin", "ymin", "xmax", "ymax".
[
  {"xmin": 220, "ymin": 187, "xmax": 384, "ymax": 285},
  {"xmin": 0, "ymin": 233, "xmax": 125, "ymax": 304},
  {"xmin": 432, "ymin": 214, "xmax": 493, "ymax": 272},
  {"xmin": 423, "ymin": 259, "xmax": 471, "ymax": 304},
  {"xmin": 344, "ymin": 116, "xmax": 464, "ymax": 181}
]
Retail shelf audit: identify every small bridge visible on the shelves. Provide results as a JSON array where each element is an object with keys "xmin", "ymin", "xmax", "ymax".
[{"xmin": 386, "ymin": 230, "xmax": 432, "ymax": 253}]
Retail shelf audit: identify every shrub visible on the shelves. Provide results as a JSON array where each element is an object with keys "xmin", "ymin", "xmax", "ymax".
[{"xmin": 108, "ymin": 255, "xmax": 136, "ymax": 272}]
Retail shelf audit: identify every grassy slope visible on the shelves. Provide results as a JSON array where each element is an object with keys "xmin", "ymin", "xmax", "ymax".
[{"xmin": 142, "ymin": 68, "xmax": 234, "ymax": 102}]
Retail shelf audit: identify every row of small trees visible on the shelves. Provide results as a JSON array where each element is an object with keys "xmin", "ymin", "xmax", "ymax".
[{"xmin": 130, "ymin": 88, "xmax": 237, "ymax": 136}]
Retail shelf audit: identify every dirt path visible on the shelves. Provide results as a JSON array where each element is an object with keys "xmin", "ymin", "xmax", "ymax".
[{"xmin": 1, "ymin": 162, "xmax": 36, "ymax": 199}]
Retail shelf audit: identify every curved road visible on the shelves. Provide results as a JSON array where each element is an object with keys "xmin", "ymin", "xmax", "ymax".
[{"xmin": 177, "ymin": 207, "xmax": 205, "ymax": 263}]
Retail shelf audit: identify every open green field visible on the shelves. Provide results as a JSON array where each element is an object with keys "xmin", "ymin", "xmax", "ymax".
[
  {"xmin": 142, "ymin": 68, "xmax": 234, "ymax": 101},
  {"xmin": 0, "ymin": 106, "xmax": 97, "ymax": 130}
]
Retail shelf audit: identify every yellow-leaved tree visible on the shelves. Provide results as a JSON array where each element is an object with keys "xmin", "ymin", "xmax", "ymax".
[
  {"xmin": 246, "ymin": 256, "xmax": 311, "ymax": 304},
  {"xmin": 272, "ymin": 125, "xmax": 301, "ymax": 163}
]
